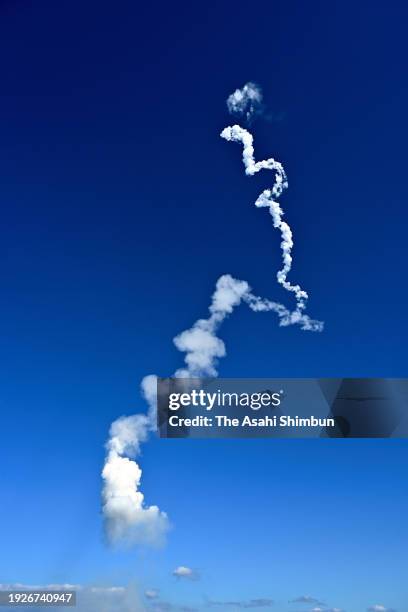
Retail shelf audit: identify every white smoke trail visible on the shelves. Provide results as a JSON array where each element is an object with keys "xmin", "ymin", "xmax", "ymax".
[
  {"xmin": 226, "ymin": 82, "xmax": 263, "ymax": 123},
  {"xmin": 102, "ymin": 86, "xmax": 323, "ymax": 548},
  {"xmin": 102, "ymin": 273, "xmax": 321, "ymax": 546},
  {"xmin": 220, "ymin": 124, "xmax": 308, "ymax": 312}
]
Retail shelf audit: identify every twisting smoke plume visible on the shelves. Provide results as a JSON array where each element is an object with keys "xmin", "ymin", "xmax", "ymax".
[
  {"xmin": 101, "ymin": 84, "xmax": 323, "ymax": 547},
  {"xmin": 220, "ymin": 124, "xmax": 309, "ymax": 312},
  {"xmin": 174, "ymin": 274, "xmax": 322, "ymax": 380},
  {"xmin": 226, "ymin": 82, "xmax": 263, "ymax": 123}
]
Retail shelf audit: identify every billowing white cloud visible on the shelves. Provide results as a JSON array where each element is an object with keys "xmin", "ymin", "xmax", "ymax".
[
  {"xmin": 227, "ymin": 82, "xmax": 263, "ymax": 123},
  {"xmin": 367, "ymin": 606, "xmax": 396, "ymax": 612},
  {"xmin": 172, "ymin": 566, "xmax": 199, "ymax": 580},
  {"xmin": 101, "ymin": 380, "xmax": 169, "ymax": 547},
  {"xmin": 145, "ymin": 590, "xmax": 160, "ymax": 600}
]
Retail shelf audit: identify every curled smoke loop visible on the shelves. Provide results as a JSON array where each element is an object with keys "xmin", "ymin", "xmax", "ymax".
[{"xmin": 101, "ymin": 85, "xmax": 324, "ymax": 547}]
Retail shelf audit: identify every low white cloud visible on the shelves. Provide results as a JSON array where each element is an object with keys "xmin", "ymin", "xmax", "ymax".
[
  {"xmin": 289, "ymin": 601, "xmax": 342, "ymax": 612},
  {"xmin": 208, "ymin": 599, "xmax": 274, "ymax": 608},
  {"xmin": 367, "ymin": 606, "xmax": 396, "ymax": 612},
  {"xmin": 0, "ymin": 584, "xmax": 80, "ymax": 591},
  {"xmin": 78, "ymin": 584, "xmax": 143, "ymax": 612},
  {"xmin": 145, "ymin": 590, "xmax": 160, "ymax": 600},
  {"xmin": 172, "ymin": 567, "xmax": 199, "ymax": 581},
  {"xmin": 290, "ymin": 596, "xmax": 326, "ymax": 606},
  {"xmin": 0, "ymin": 584, "xmax": 142, "ymax": 612},
  {"xmin": 150, "ymin": 601, "xmax": 198, "ymax": 612},
  {"xmin": 310, "ymin": 608, "xmax": 342, "ymax": 612}
]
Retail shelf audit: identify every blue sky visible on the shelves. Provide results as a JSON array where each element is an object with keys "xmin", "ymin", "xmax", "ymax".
[{"xmin": 0, "ymin": 1, "xmax": 407, "ymax": 611}]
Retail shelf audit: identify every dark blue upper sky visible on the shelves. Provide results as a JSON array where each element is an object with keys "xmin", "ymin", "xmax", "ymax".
[{"xmin": 0, "ymin": 1, "xmax": 407, "ymax": 610}]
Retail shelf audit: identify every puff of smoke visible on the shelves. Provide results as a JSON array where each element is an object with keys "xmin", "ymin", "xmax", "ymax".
[
  {"xmin": 226, "ymin": 82, "xmax": 263, "ymax": 123},
  {"xmin": 220, "ymin": 124, "xmax": 310, "ymax": 314},
  {"xmin": 173, "ymin": 274, "xmax": 249, "ymax": 378}
]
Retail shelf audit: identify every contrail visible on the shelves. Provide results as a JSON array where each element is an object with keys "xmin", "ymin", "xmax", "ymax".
[{"xmin": 101, "ymin": 85, "xmax": 323, "ymax": 547}]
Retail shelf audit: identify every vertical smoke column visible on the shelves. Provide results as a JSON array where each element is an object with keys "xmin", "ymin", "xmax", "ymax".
[{"xmin": 101, "ymin": 376, "xmax": 169, "ymax": 546}]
